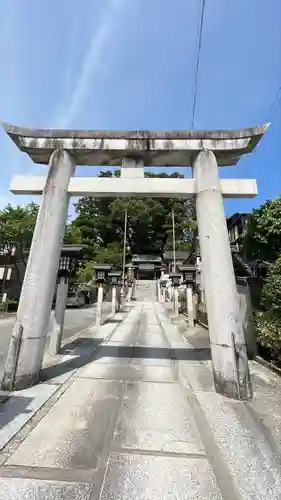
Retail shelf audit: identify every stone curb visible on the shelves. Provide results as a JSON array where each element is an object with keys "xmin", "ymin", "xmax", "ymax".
[
  {"xmin": 155, "ymin": 306, "xmax": 195, "ymax": 391},
  {"xmin": 255, "ymin": 355, "xmax": 281, "ymax": 377}
]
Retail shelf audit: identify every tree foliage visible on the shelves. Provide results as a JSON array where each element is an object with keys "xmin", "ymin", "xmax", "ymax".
[
  {"xmin": 68, "ymin": 170, "xmax": 196, "ymax": 263},
  {"xmin": 0, "ymin": 203, "xmax": 38, "ymax": 263},
  {"xmin": 256, "ymin": 255, "xmax": 281, "ymax": 365},
  {"xmin": 260, "ymin": 256, "xmax": 281, "ymax": 314},
  {"xmin": 242, "ymin": 197, "xmax": 281, "ymax": 262}
]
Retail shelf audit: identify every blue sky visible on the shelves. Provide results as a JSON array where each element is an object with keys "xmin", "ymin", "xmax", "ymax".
[{"xmin": 0, "ymin": 0, "xmax": 280, "ymax": 217}]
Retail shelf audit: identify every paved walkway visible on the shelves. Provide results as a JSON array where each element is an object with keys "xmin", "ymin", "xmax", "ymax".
[
  {"xmin": 0, "ymin": 298, "xmax": 281, "ymax": 499},
  {"xmin": 0, "ymin": 303, "xmax": 113, "ymax": 379}
]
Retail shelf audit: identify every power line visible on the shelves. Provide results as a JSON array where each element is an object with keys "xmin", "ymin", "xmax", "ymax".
[
  {"xmin": 190, "ymin": 0, "xmax": 206, "ymax": 129},
  {"xmin": 266, "ymin": 85, "xmax": 281, "ymax": 122}
]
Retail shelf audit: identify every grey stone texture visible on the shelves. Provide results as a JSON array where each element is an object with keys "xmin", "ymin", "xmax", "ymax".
[
  {"xmin": 193, "ymin": 150, "xmax": 251, "ymax": 400},
  {"xmin": 0, "ymin": 477, "xmax": 92, "ymax": 500},
  {"xmin": 0, "ymin": 293, "xmax": 280, "ymax": 499},
  {"xmin": 2, "ymin": 149, "xmax": 75, "ymax": 391},
  {"xmin": 0, "ymin": 384, "xmax": 58, "ymax": 451},
  {"xmin": 3, "ymin": 122, "xmax": 268, "ymax": 166}
]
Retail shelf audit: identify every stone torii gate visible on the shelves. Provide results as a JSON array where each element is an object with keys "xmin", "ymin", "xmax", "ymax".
[{"xmin": 1, "ymin": 122, "xmax": 268, "ymax": 400}]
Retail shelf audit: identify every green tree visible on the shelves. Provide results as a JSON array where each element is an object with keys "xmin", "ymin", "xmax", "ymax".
[
  {"xmin": 242, "ymin": 197, "xmax": 281, "ymax": 262},
  {"xmin": 0, "ymin": 203, "xmax": 38, "ymax": 261},
  {"xmin": 0, "ymin": 203, "xmax": 39, "ymax": 288},
  {"xmin": 69, "ymin": 170, "xmax": 196, "ymax": 258},
  {"xmin": 256, "ymin": 256, "xmax": 281, "ymax": 365},
  {"xmin": 93, "ymin": 242, "xmax": 123, "ymax": 268},
  {"xmin": 76, "ymin": 261, "xmax": 94, "ymax": 283}
]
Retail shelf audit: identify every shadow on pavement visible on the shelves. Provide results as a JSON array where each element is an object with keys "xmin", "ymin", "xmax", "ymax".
[
  {"xmin": 40, "ymin": 338, "xmax": 211, "ymax": 384},
  {"xmin": 0, "ymin": 396, "xmax": 33, "ymax": 428},
  {"xmin": 103, "ymin": 318, "xmax": 123, "ymax": 325},
  {"xmin": 40, "ymin": 337, "xmax": 104, "ymax": 383},
  {"xmin": 91, "ymin": 345, "xmax": 211, "ymax": 362},
  {"xmin": 0, "ymin": 395, "xmax": 34, "ymax": 450}
]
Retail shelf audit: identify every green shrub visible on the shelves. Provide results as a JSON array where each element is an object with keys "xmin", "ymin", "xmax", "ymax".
[
  {"xmin": 256, "ymin": 255, "xmax": 281, "ymax": 364},
  {"xmin": 178, "ymin": 290, "xmax": 186, "ymax": 312},
  {"xmin": 255, "ymin": 311, "xmax": 281, "ymax": 365},
  {"xmin": 260, "ymin": 256, "xmax": 281, "ymax": 312},
  {"xmin": 0, "ymin": 302, "xmax": 7, "ymax": 313}
]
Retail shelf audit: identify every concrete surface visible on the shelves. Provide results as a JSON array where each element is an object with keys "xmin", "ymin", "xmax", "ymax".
[
  {"xmin": 0, "ymin": 308, "xmax": 126, "ymax": 454},
  {"xmin": 0, "ymin": 292, "xmax": 280, "ymax": 499},
  {"xmin": 11, "ymin": 175, "xmax": 258, "ymax": 199},
  {"xmin": 3, "ymin": 122, "xmax": 268, "ymax": 166},
  {"xmin": 0, "ymin": 304, "xmax": 112, "ymax": 374},
  {"xmin": 193, "ymin": 149, "xmax": 251, "ymax": 400}
]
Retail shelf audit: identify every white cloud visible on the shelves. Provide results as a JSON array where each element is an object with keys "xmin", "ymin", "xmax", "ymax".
[{"xmin": 59, "ymin": 0, "xmax": 130, "ymax": 127}]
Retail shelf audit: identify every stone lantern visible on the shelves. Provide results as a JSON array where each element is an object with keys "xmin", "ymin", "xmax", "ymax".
[
  {"xmin": 108, "ymin": 270, "xmax": 122, "ymax": 314},
  {"xmin": 179, "ymin": 265, "xmax": 197, "ymax": 327},
  {"xmin": 179, "ymin": 265, "xmax": 196, "ymax": 287},
  {"xmin": 170, "ymin": 273, "xmax": 182, "ymax": 287},
  {"xmin": 169, "ymin": 272, "xmax": 182, "ymax": 314},
  {"xmin": 94, "ymin": 264, "xmax": 112, "ymax": 284},
  {"xmin": 49, "ymin": 245, "xmax": 84, "ymax": 355},
  {"xmin": 93, "ymin": 264, "xmax": 112, "ymax": 326}
]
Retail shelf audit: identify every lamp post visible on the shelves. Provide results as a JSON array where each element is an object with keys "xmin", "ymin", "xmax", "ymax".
[
  {"xmin": 49, "ymin": 245, "xmax": 84, "ymax": 355},
  {"xmin": 179, "ymin": 265, "xmax": 197, "ymax": 327},
  {"xmin": 170, "ymin": 272, "xmax": 181, "ymax": 315},
  {"xmin": 93, "ymin": 264, "xmax": 112, "ymax": 326},
  {"xmin": 108, "ymin": 270, "xmax": 122, "ymax": 315}
]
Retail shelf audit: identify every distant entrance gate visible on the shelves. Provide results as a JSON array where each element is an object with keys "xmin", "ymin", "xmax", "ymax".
[{"xmin": 2, "ymin": 123, "xmax": 269, "ymax": 399}]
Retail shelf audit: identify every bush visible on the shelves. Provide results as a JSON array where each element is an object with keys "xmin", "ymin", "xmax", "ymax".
[
  {"xmin": 256, "ymin": 255, "xmax": 281, "ymax": 365},
  {"xmin": 0, "ymin": 302, "xmax": 7, "ymax": 313},
  {"xmin": 256, "ymin": 311, "xmax": 281, "ymax": 365},
  {"xmin": 178, "ymin": 290, "xmax": 186, "ymax": 313},
  {"xmin": 260, "ymin": 256, "xmax": 281, "ymax": 313},
  {"xmin": 6, "ymin": 299, "xmax": 19, "ymax": 312},
  {"xmin": 0, "ymin": 299, "xmax": 18, "ymax": 313}
]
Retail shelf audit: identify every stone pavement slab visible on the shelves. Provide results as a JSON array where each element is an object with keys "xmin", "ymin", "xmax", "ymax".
[
  {"xmin": 196, "ymin": 390, "xmax": 281, "ymax": 500},
  {"xmin": 99, "ymin": 452, "xmax": 223, "ymax": 500},
  {"xmin": 113, "ymin": 381, "xmax": 205, "ymax": 455},
  {"xmin": 6, "ymin": 378, "xmax": 122, "ymax": 470},
  {"xmin": 0, "ymin": 477, "xmax": 92, "ymax": 500},
  {"xmin": 79, "ymin": 361, "xmax": 177, "ymax": 382},
  {"xmin": 164, "ymin": 306, "xmax": 281, "ymax": 500},
  {"xmin": 1, "ymin": 299, "xmax": 281, "ymax": 499},
  {"xmin": 0, "ymin": 384, "xmax": 58, "ymax": 451}
]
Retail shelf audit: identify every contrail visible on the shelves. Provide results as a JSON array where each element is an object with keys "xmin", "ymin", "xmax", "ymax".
[{"xmin": 60, "ymin": 0, "xmax": 128, "ymax": 127}]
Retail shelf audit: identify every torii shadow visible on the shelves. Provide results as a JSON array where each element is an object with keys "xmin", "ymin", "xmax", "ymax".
[{"xmin": 40, "ymin": 336, "xmax": 211, "ymax": 384}]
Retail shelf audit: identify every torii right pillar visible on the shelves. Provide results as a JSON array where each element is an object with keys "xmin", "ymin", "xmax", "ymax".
[{"xmin": 193, "ymin": 148, "xmax": 254, "ymax": 400}]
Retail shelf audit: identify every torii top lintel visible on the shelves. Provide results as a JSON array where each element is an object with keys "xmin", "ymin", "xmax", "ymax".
[{"xmin": 2, "ymin": 122, "xmax": 269, "ymax": 167}]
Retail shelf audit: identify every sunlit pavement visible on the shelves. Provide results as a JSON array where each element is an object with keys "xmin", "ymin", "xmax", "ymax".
[
  {"xmin": 0, "ymin": 303, "xmax": 112, "ymax": 375},
  {"xmin": 0, "ymin": 290, "xmax": 281, "ymax": 499}
]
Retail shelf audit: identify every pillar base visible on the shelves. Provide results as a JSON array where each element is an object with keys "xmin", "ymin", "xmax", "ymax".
[
  {"xmin": 2, "ymin": 371, "xmax": 39, "ymax": 392},
  {"xmin": 211, "ymin": 343, "xmax": 252, "ymax": 401},
  {"xmin": 213, "ymin": 372, "xmax": 252, "ymax": 401}
]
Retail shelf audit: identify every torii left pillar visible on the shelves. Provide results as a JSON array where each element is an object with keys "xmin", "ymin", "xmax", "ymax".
[{"xmin": 2, "ymin": 150, "xmax": 75, "ymax": 390}]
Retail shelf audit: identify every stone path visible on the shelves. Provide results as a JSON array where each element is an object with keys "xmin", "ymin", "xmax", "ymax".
[{"xmin": 0, "ymin": 299, "xmax": 280, "ymax": 499}]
